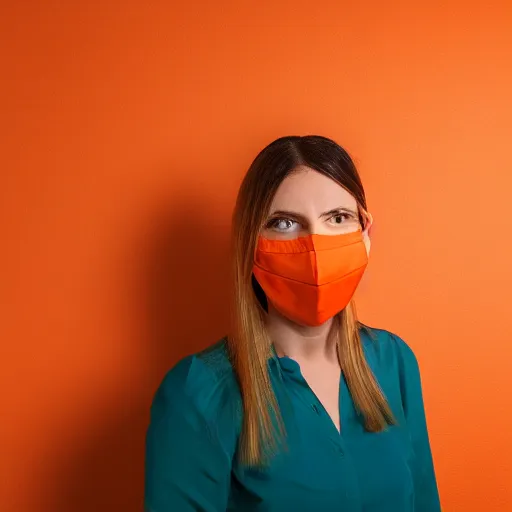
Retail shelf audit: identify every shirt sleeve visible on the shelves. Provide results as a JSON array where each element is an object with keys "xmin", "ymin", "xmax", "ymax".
[
  {"xmin": 144, "ymin": 358, "xmax": 233, "ymax": 512},
  {"xmin": 394, "ymin": 334, "xmax": 441, "ymax": 512}
]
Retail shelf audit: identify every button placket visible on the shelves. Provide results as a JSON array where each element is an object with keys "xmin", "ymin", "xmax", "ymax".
[{"xmin": 278, "ymin": 354, "xmax": 347, "ymax": 454}]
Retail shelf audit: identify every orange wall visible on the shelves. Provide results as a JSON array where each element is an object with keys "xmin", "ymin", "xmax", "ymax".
[{"xmin": 2, "ymin": 2, "xmax": 512, "ymax": 510}]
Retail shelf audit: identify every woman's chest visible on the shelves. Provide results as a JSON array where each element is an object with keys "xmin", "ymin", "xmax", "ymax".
[
  {"xmin": 229, "ymin": 384, "xmax": 415, "ymax": 512},
  {"xmin": 230, "ymin": 427, "xmax": 414, "ymax": 511}
]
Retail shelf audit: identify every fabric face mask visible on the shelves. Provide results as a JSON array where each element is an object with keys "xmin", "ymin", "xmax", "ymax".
[{"xmin": 253, "ymin": 230, "xmax": 368, "ymax": 326}]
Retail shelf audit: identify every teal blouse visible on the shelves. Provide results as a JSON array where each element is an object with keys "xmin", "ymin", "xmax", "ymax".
[{"xmin": 145, "ymin": 327, "xmax": 440, "ymax": 511}]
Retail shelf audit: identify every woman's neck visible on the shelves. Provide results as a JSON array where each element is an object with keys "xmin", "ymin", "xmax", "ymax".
[{"xmin": 266, "ymin": 304, "xmax": 338, "ymax": 364}]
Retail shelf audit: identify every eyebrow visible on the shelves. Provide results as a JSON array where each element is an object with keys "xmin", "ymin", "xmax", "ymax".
[{"xmin": 319, "ymin": 207, "xmax": 358, "ymax": 218}]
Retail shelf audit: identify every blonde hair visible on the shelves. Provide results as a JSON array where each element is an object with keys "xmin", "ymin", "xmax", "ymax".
[{"xmin": 227, "ymin": 136, "xmax": 395, "ymax": 466}]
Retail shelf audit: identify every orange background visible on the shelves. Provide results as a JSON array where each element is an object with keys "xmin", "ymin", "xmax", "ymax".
[{"xmin": 2, "ymin": 2, "xmax": 512, "ymax": 511}]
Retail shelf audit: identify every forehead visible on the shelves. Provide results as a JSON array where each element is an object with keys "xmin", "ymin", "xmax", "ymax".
[{"xmin": 269, "ymin": 166, "xmax": 357, "ymax": 213}]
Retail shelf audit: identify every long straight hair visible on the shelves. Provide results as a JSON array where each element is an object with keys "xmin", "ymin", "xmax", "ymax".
[{"xmin": 228, "ymin": 135, "xmax": 395, "ymax": 466}]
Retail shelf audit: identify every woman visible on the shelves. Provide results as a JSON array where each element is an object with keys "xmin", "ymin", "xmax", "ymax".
[{"xmin": 145, "ymin": 135, "xmax": 441, "ymax": 511}]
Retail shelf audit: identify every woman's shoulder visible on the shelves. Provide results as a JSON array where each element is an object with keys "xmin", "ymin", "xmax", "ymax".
[
  {"xmin": 151, "ymin": 338, "xmax": 240, "ymax": 424},
  {"xmin": 360, "ymin": 324, "xmax": 420, "ymax": 372},
  {"xmin": 360, "ymin": 324, "xmax": 425, "ymax": 415}
]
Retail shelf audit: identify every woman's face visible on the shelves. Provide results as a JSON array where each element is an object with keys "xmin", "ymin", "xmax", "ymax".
[{"xmin": 262, "ymin": 166, "xmax": 372, "ymax": 252}]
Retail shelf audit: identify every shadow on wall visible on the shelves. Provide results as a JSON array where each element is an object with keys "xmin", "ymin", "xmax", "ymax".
[{"xmin": 51, "ymin": 197, "xmax": 232, "ymax": 511}]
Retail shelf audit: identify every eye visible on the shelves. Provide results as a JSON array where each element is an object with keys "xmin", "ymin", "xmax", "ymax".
[
  {"xmin": 266, "ymin": 218, "xmax": 299, "ymax": 233},
  {"xmin": 328, "ymin": 212, "xmax": 352, "ymax": 225}
]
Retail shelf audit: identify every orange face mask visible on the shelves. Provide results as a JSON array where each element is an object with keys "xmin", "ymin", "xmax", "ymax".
[{"xmin": 253, "ymin": 230, "xmax": 368, "ymax": 327}]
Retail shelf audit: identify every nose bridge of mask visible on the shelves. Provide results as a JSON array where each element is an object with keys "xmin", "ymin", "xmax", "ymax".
[{"xmin": 312, "ymin": 237, "xmax": 338, "ymax": 285}]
